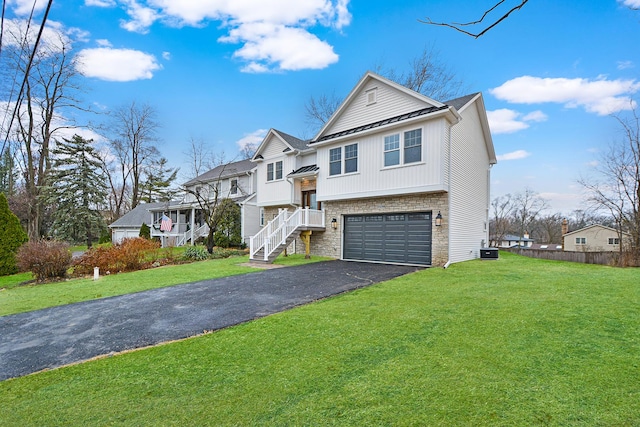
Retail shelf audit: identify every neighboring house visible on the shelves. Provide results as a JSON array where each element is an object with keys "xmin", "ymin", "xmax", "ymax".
[
  {"xmin": 249, "ymin": 71, "xmax": 496, "ymax": 266},
  {"xmin": 108, "ymin": 202, "xmax": 165, "ymax": 244},
  {"xmin": 563, "ymin": 224, "xmax": 629, "ymax": 252},
  {"xmin": 491, "ymin": 234, "xmax": 534, "ymax": 248},
  {"xmin": 148, "ymin": 159, "xmax": 260, "ymax": 246}
]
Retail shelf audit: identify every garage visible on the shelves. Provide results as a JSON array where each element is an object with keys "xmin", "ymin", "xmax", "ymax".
[{"xmin": 343, "ymin": 212, "xmax": 432, "ymax": 266}]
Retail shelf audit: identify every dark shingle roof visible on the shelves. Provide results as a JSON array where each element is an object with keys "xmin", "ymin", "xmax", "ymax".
[
  {"xmin": 109, "ymin": 202, "xmax": 165, "ymax": 228},
  {"xmin": 287, "ymin": 165, "xmax": 319, "ymax": 177},
  {"xmin": 274, "ymin": 129, "xmax": 310, "ymax": 151},
  {"xmin": 311, "ymin": 105, "xmax": 447, "ymax": 144},
  {"xmin": 444, "ymin": 93, "xmax": 479, "ymax": 111},
  {"xmin": 183, "ymin": 159, "xmax": 255, "ymax": 187}
]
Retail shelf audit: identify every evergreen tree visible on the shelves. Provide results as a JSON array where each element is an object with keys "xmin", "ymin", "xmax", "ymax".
[
  {"xmin": 0, "ymin": 148, "xmax": 17, "ymax": 195},
  {"xmin": 0, "ymin": 192, "xmax": 28, "ymax": 275},
  {"xmin": 213, "ymin": 199, "xmax": 242, "ymax": 248},
  {"xmin": 46, "ymin": 135, "xmax": 108, "ymax": 248},
  {"xmin": 139, "ymin": 157, "xmax": 179, "ymax": 203},
  {"xmin": 139, "ymin": 222, "xmax": 151, "ymax": 239}
]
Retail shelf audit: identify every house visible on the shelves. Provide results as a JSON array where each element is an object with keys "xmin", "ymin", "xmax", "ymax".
[
  {"xmin": 563, "ymin": 224, "xmax": 629, "ymax": 252},
  {"xmin": 148, "ymin": 159, "xmax": 260, "ymax": 247},
  {"xmin": 490, "ymin": 234, "xmax": 534, "ymax": 248},
  {"xmin": 249, "ymin": 71, "xmax": 496, "ymax": 266},
  {"xmin": 108, "ymin": 202, "xmax": 165, "ymax": 244}
]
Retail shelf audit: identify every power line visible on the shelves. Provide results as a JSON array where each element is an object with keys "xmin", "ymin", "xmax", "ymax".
[{"xmin": 0, "ymin": 0, "xmax": 54, "ymax": 158}]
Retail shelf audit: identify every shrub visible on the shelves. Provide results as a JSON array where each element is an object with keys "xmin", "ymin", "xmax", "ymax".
[
  {"xmin": 0, "ymin": 193, "xmax": 28, "ymax": 276},
  {"xmin": 98, "ymin": 228, "xmax": 111, "ymax": 244},
  {"xmin": 73, "ymin": 237, "xmax": 160, "ymax": 275},
  {"xmin": 17, "ymin": 240, "xmax": 72, "ymax": 282},
  {"xmin": 210, "ymin": 248, "xmax": 246, "ymax": 259},
  {"xmin": 139, "ymin": 223, "xmax": 151, "ymax": 239},
  {"xmin": 182, "ymin": 246, "xmax": 210, "ymax": 261}
]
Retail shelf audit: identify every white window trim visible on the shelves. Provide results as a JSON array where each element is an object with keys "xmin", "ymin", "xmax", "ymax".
[
  {"xmin": 381, "ymin": 127, "xmax": 423, "ymax": 169},
  {"xmin": 266, "ymin": 160, "xmax": 284, "ymax": 182},
  {"xmin": 328, "ymin": 143, "xmax": 359, "ymax": 177}
]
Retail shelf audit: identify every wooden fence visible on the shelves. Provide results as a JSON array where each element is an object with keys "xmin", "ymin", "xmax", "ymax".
[{"xmin": 503, "ymin": 248, "xmax": 619, "ymax": 266}]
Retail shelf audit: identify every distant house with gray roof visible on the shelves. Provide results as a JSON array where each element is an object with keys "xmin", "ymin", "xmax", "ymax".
[{"xmin": 108, "ymin": 202, "xmax": 165, "ymax": 244}]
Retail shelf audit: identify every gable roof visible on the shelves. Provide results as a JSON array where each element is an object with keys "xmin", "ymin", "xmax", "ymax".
[
  {"xmin": 313, "ymin": 71, "xmax": 447, "ymax": 143},
  {"xmin": 252, "ymin": 128, "xmax": 310, "ymax": 161},
  {"xmin": 109, "ymin": 202, "xmax": 165, "ymax": 228},
  {"xmin": 446, "ymin": 92, "xmax": 497, "ymax": 165},
  {"xmin": 444, "ymin": 93, "xmax": 479, "ymax": 111},
  {"xmin": 563, "ymin": 224, "xmax": 630, "ymax": 237},
  {"xmin": 183, "ymin": 159, "xmax": 255, "ymax": 187}
]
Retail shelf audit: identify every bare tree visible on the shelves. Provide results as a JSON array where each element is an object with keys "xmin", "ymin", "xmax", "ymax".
[
  {"xmin": 579, "ymin": 107, "xmax": 640, "ymax": 265},
  {"xmin": 2, "ymin": 22, "xmax": 87, "ymax": 239},
  {"xmin": 107, "ymin": 101, "xmax": 161, "ymax": 210},
  {"xmin": 304, "ymin": 92, "xmax": 342, "ymax": 131},
  {"xmin": 421, "ymin": 0, "xmax": 529, "ymax": 38},
  {"xmin": 181, "ymin": 160, "xmax": 243, "ymax": 253},
  {"xmin": 512, "ymin": 188, "xmax": 549, "ymax": 247},
  {"xmin": 490, "ymin": 193, "xmax": 516, "ymax": 246},
  {"xmin": 182, "ymin": 136, "xmax": 226, "ymax": 180}
]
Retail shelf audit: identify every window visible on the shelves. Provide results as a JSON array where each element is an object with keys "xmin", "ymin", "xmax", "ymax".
[
  {"xmin": 384, "ymin": 134, "xmax": 400, "ymax": 166},
  {"xmin": 259, "ymin": 208, "xmax": 265, "ymax": 226},
  {"xmin": 404, "ymin": 129, "xmax": 422, "ymax": 163},
  {"xmin": 329, "ymin": 147, "xmax": 342, "ymax": 176},
  {"xmin": 576, "ymin": 237, "xmax": 586, "ymax": 245},
  {"xmin": 345, "ymin": 144, "xmax": 358, "ymax": 173},
  {"xmin": 609, "ymin": 238, "xmax": 620, "ymax": 245},
  {"xmin": 383, "ymin": 128, "xmax": 422, "ymax": 167},
  {"xmin": 267, "ymin": 161, "xmax": 283, "ymax": 181},
  {"xmin": 329, "ymin": 144, "xmax": 358, "ymax": 176},
  {"xmin": 230, "ymin": 179, "xmax": 238, "ymax": 195}
]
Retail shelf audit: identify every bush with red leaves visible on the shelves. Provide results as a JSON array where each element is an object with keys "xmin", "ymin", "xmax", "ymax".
[
  {"xmin": 17, "ymin": 240, "xmax": 72, "ymax": 282},
  {"xmin": 73, "ymin": 237, "xmax": 160, "ymax": 276}
]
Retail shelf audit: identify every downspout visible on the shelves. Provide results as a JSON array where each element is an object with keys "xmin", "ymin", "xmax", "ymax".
[{"xmin": 444, "ymin": 120, "xmax": 452, "ymax": 268}]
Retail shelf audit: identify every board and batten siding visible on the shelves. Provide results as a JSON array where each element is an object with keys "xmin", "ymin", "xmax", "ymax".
[
  {"xmin": 327, "ymin": 80, "xmax": 433, "ymax": 135},
  {"xmin": 316, "ymin": 117, "xmax": 448, "ymax": 201},
  {"xmin": 448, "ymin": 100, "xmax": 491, "ymax": 263},
  {"xmin": 255, "ymin": 135, "xmax": 297, "ymax": 207}
]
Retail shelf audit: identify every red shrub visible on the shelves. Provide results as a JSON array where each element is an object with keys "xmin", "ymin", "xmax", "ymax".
[
  {"xmin": 73, "ymin": 238, "xmax": 160, "ymax": 275},
  {"xmin": 17, "ymin": 240, "xmax": 72, "ymax": 282}
]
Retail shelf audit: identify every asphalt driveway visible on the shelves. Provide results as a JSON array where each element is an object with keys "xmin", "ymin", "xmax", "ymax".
[{"xmin": 0, "ymin": 260, "xmax": 420, "ymax": 381}]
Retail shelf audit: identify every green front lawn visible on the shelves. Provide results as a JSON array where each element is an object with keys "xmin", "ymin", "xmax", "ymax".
[
  {"xmin": 0, "ymin": 254, "xmax": 330, "ymax": 316},
  {"xmin": 1, "ymin": 252, "xmax": 638, "ymax": 426}
]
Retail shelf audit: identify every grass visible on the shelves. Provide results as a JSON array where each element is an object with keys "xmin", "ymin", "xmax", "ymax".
[
  {"xmin": 1, "ymin": 252, "xmax": 638, "ymax": 426},
  {"xmin": 0, "ymin": 253, "xmax": 330, "ymax": 317}
]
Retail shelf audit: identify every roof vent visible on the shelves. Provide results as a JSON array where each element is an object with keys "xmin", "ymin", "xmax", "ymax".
[{"xmin": 366, "ymin": 88, "xmax": 377, "ymax": 105}]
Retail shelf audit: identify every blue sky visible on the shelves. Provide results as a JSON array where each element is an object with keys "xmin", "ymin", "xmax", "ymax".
[{"xmin": 3, "ymin": 0, "xmax": 640, "ymax": 214}]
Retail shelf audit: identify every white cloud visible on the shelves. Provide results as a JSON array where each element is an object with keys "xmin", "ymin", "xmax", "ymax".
[
  {"xmin": 162, "ymin": 51, "xmax": 171, "ymax": 60},
  {"xmin": 120, "ymin": 0, "xmax": 159, "ymax": 33},
  {"xmin": 490, "ymin": 76, "xmax": 640, "ymax": 115},
  {"xmin": 586, "ymin": 160, "xmax": 599, "ymax": 167},
  {"xmin": 496, "ymin": 150, "xmax": 531, "ymax": 161},
  {"xmin": 96, "ymin": 39, "xmax": 113, "ymax": 47},
  {"xmin": 89, "ymin": 0, "xmax": 351, "ymax": 72},
  {"xmin": 3, "ymin": 19, "xmax": 74, "ymax": 54},
  {"xmin": 7, "ymin": 0, "xmax": 49, "ymax": 15},
  {"xmin": 487, "ymin": 109, "xmax": 547, "ymax": 134},
  {"xmin": 75, "ymin": 48, "xmax": 162, "ymax": 81},
  {"xmin": 620, "ymin": 0, "xmax": 640, "ymax": 8},
  {"xmin": 236, "ymin": 129, "xmax": 268, "ymax": 151},
  {"xmin": 85, "ymin": 0, "xmax": 116, "ymax": 6},
  {"xmin": 617, "ymin": 60, "xmax": 634, "ymax": 70}
]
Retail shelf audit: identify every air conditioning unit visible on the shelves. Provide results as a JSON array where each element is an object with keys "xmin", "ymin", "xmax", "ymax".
[{"xmin": 480, "ymin": 248, "xmax": 499, "ymax": 259}]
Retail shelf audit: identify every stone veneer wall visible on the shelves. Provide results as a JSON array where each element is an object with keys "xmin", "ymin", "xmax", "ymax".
[{"xmin": 295, "ymin": 193, "xmax": 450, "ymax": 267}]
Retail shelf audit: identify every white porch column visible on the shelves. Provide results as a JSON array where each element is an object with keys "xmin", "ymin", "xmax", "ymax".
[{"xmin": 191, "ymin": 207, "xmax": 196, "ymax": 246}]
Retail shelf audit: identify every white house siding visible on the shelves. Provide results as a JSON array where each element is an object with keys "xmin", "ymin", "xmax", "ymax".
[
  {"xmin": 448, "ymin": 99, "xmax": 491, "ymax": 263},
  {"xmin": 327, "ymin": 80, "xmax": 432, "ymax": 135},
  {"xmin": 240, "ymin": 198, "xmax": 261, "ymax": 243},
  {"xmin": 255, "ymin": 135, "xmax": 297, "ymax": 207},
  {"xmin": 316, "ymin": 118, "xmax": 448, "ymax": 202},
  {"xmin": 112, "ymin": 228, "xmax": 141, "ymax": 244}
]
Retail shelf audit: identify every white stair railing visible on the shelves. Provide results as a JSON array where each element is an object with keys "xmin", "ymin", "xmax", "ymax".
[
  {"xmin": 176, "ymin": 223, "xmax": 210, "ymax": 246},
  {"xmin": 250, "ymin": 208, "xmax": 325, "ymax": 261}
]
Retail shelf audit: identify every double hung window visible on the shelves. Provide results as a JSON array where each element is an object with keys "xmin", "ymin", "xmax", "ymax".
[
  {"xmin": 383, "ymin": 128, "xmax": 422, "ymax": 167},
  {"xmin": 267, "ymin": 161, "xmax": 283, "ymax": 181},
  {"xmin": 330, "ymin": 144, "xmax": 358, "ymax": 176}
]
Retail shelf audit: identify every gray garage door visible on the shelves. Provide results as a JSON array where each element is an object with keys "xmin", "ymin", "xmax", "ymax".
[{"xmin": 343, "ymin": 212, "xmax": 432, "ymax": 266}]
